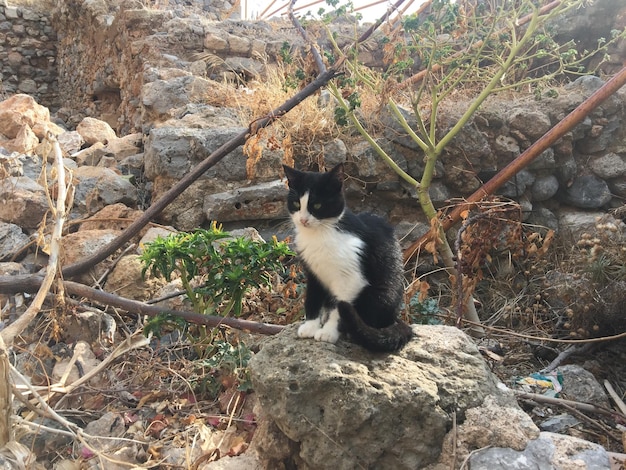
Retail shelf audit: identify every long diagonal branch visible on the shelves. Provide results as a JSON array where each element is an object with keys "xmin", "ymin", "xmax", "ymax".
[{"xmin": 404, "ymin": 65, "xmax": 626, "ymax": 262}]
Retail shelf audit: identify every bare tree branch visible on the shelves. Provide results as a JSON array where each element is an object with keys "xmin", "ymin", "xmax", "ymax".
[{"xmin": 63, "ymin": 281, "xmax": 285, "ymax": 335}]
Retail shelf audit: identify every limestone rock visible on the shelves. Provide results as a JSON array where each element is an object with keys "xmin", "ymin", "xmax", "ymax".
[
  {"xmin": 469, "ymin": 432, "xmax": 611, "ymax": 470},
  {"xmin": 73, "ymin": 142, "xmax": 106, "ymax": 166},
  {"xmin": 0, "ymin": 222, "xmax": 30, "ymax": 260},
  {"xmin": 142, "ymin": 75, "xmax": 220, "ymax": 123},
  {"xmin": 10, "ymin": 125, "xmax": 40, "ymax": 155},
  {"xmin": 144, "ymin": 126, "xmax": 247, "ymax": 182},
  {"xmin": 57, "ymin": 131, "xmax": 85, "ymax": 156},
  {"xmin": 104, "ymin": 132, "xmax": 143, "ymax": 160},
  {"xmin": 106, "ymin": 255, "xmax": 166, "ymax": 301},
  {"xmin": 61, "ymin": 229, "xmax": 121, "ymax": 284},
  {"xmin": 0, "ymin": 94, "xmax": 50, "ymax": 139},
  {"xmin": 0, "ymin": 176, "xmax": 48, "ymax": 229},
  {"xmin": 250, "ymin": 324, "xmax": 519, "ymax": 470},
  {"xmin": 72, "ymin": 166, "xmax": 138, "ymax": 216},
  {"xmin": 204, "ymin": 180, "xmax": 288, "ymax": 222},
  {"xmin": 76, "ymin": 117, "xmax": 118, "ymax": 145}
]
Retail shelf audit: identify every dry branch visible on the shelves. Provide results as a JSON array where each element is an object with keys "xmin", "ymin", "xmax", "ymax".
[
  {"xmin": 515, "ymin": 391, "xmax": 626, "ymax": 421},
  {"xmin": 64, "ymin": 281, "xmax": 285, "ymax": 335},
  {"xmin": 404, "ymin": 65, "xmax": 626, "ymax": 262}
]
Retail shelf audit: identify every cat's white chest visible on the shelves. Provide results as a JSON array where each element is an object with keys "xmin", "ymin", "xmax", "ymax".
[{"xmin": 295, "ymin": 224, "xmax": 367, "ymax": 302}]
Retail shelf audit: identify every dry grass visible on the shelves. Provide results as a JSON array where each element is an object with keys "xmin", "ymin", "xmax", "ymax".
[{"xmin": 9, "ymin": 0, "xmax": 56, "ymax": 9}]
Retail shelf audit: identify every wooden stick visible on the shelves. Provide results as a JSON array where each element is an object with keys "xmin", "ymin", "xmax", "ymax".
[
  {"xmin": 604, "ymin": 380, "xmax": 626, "ymax": 417},
  {"xmin": 63, "ymin": 280, "xmax": 285, "ymax": 336},
  {"xmin": 515, "ymin": 391, "xmax": 626, "ymax": 420}
]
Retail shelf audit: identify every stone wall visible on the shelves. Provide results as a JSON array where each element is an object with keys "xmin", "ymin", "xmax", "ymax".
[{"xmin": 0, "ymin": 1, "xmax": 58, "ymax": 109}]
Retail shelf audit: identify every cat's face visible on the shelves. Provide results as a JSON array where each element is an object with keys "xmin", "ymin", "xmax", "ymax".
[{"xmin": 283, "ymin": 164, "xmax": 345, "ymax": 229}]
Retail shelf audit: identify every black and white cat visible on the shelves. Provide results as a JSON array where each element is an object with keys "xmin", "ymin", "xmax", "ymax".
[{"xmin": 283, "ymin": 163, "xmax": 414, "ymax": 352}]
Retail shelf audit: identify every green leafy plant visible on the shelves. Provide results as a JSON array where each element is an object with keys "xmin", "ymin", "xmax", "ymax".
[
  {"xmin": 408, "ymin": 297, "xmax": 441, "ymax": 325},
  {"xmin": 140, "ymin": 222, "xmax": 294, "ymax": 317},
  {"xmin": 192, "ymin": 339, "xmax": 253, "ymax": 398}
]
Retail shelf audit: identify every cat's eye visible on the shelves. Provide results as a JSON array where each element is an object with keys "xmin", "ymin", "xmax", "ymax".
[
  {"xmin": 312, "ymin": 203, "xmax": 322, "ymax": 210},
  {"xmin": 293, "ymin": 201, "xmax": 301, "ymax": 209}
]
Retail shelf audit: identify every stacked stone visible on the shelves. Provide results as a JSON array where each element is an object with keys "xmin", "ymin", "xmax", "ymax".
[{"xmin": 0, "ymin": 2, "xmax": 58, "ymax": 109}]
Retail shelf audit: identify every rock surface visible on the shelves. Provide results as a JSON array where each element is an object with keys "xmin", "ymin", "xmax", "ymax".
[{"xmin": 249, "ymin": 324, "xmax": 531, "ymax": 470}]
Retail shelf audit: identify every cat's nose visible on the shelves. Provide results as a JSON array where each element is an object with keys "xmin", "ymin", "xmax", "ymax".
[{"xmin": 299, "ymin": 217, "xmax": 310, "ymax": 227}]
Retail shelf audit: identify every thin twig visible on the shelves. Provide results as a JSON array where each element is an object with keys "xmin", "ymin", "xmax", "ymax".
[
  {"xmin": 94, "ymin": 243, "xmax": 136, "ymax": 288},
  {"xmin": 540, "ymin": 343, "xmax": 593, "ymax": 373},
  {"xmin": 455, "ymin": 315, "xmax": 626, "ymax": 345},
  {"xmin": 288, "ymin": 0, "xmax": 326, "ymax": 74},
  {"xmin": 63, "ymin": 280, "xmax": 285, "ymax": 335},
  {"xmin": 515, "ymin": 391, "xmax": 626, "ymax": 421},
  {"xmin": 604, "ymin": 380, "xmax": 626, "ymax": 417},
  {"xmin": 559, "ymin": 402, "xmax": 623, "ymax": 444}
]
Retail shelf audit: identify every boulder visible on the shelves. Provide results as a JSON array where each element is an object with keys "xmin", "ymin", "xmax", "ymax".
[
  {"xmin": 142, "ymin": 75, "xmax": 221, "ymax": 123},
  {"xmin": 0, "ymin": 94, "xmax": 50, "ymax": 139},
  {"xmin": 0, "ymin": 176, "xmax": 48, "ymax": 229},
  {"xmin": 204, "ymin": 180, "xmax": 288, "ymax": 222},
  {"xmin": 249, "ymin": 324, "xmax": 530, "ymax": 470},
  {"xmin": 0, "ymin": 222, "xmax": 30, "ymax": 260},
  {"xmin": 558, "ymin": 174, "xmax": 612, "ymax": 209},
  {"xmin": 76, "ymin": 117, "xmax": 118, "ymax": 145},
  {"xmin": 72, "ymin": 166, "xmax": 138, "ymax": 216},
  {"xmin": 143, "ymin": 126, "xmax": 247, "ymax": 182},
  {"xmin": 61, "ymin": 229, "xmax": 121, "ymax": 285}
]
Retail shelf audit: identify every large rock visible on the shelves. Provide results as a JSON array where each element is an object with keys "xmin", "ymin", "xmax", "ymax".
[
  {"xmin": 142, "ymin": 75, "xmax": 222, "ymax": 124},
  {"xmin": 72, "ymin": 166, "xmax": 138, "ymax": 216},
  {"xmin": 0, "ymin": 176, "xmax": 48, "ymax": 229},
  {"xmin": 61, "ymin": 229, "xmax": 121, "ymax": 284},
  {"xmin": 249, "ymin": 324, "xmax": 529, "ymax": 470},
  {"xmin": 0, "ymin": 94, "xmax": 50, "ymax": 139},
  {"xmin": 469, "ymin": 432, "xmax": 611, "ymax": 469},
  {"xmin": 144, "ymin": 126, "xmax": 247, "ymax": 182},
  {"xmin": 76, "ymin": 117, "xmax": 118, "ymax": 146},
  {"xmin": 558, "ymin": 174, "xmax": 612, "ymax": 209},
  {"xmin": 204, "ymin": 180, "xmax": 288, "ymax": 222},
  {"xmin": 0, "ymin": 222, "xmax": 30, "ymax": 260}
]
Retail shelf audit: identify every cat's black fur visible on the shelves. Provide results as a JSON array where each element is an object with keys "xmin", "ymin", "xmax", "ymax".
[{"xmin": 283, "ymin": 163, "xmax": 413, "ymax": 352}]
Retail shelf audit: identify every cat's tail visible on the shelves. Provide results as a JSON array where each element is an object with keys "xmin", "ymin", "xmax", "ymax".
[{"xmin": 337, "ymin": 301, "xmax": 414, "ymax": 352}]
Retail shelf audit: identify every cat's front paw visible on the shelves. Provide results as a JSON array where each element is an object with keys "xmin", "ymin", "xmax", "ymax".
[
  {"xmin": 298, "ymin": 319, "xmax": 321, "ymax": 338},
  {"xmin": 314, "ymin": 325, "xmax": 340, "ymax": 344}
]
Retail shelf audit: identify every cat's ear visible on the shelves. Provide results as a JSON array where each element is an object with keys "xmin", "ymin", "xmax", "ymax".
[
  {"xmin": 328, "ymin": 163, "xmax": 345, "ymax": 184},
  {"xmin": 282, "ymin": 164, "xmax": 301, "ymax": 186}
]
